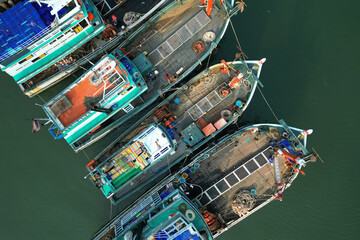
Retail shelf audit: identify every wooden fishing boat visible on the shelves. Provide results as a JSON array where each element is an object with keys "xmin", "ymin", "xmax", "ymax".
[
  {"xmin": 0, "ymin": 0, "xmax": 105, "ymax": 95},
  {"xmin": 86, "ymin": 58, "xmax": 265, "ymax": 204},
  {"xmin": 21, "ymin": 0, "xmax": 170, "ymax": 97},
  {"xmin": 91, "ymin": 120, "xmax": 316, "ymax": 239},
  {"xmin": 37, "ymin": 0, "xmax": 243, "ymax": 151},
  {"xmin": 92, "ymin": 189, "xmax": 213, "ymax": 240}
]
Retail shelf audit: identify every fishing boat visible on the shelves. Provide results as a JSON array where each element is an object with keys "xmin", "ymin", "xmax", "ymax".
[
  {"xmin": 22, "ymin": 0, "xmax": 170, "ymax": 97},
  {"xmin": 38, "ymin": 0, "xmax": 243, "ymax": 150},
  {"xmin": 86, "ymin": 58, "xmax": 265, "ymax": 204},
  {"xmin": 0, "ymin": 0, "xmax": 105, "ymax": 94},
  {"xmin": 92, "ymin": 189, "xmax": 213, "ymax": 240},
  {"xmin": 42, "ymin": 52, "xmax": 148, "ymax": 144},
  {"xmin": 91, "ymin": 120, "xmax": 316, "ymax": 239}
]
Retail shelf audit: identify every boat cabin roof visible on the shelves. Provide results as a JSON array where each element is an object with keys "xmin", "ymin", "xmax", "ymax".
[
  {"xmin": 138, "ymin": 125, "xmax": 173, "ymax": 163},
  {"xmin": 0, "ymin": 0, "xmax": 83, "ymax": 63},
  {"xmin": 101, "ymin": 190, "xmax": 210, "ymax": 240},
  {"xmin": 95, "ymin": 124, "xmax": 174, "ymax": 196},
  {"xmin": 45, "ymin": 55, "xmax": 133, "ymax": 129}
]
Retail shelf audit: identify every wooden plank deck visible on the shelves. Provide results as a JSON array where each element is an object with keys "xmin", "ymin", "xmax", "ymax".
[
  {"xmin": 183, "ymin": 130, "xmax": 293, "ymax": 223},
  {"xmin": 54, "ymin": 74, "xmax": 105, "ymax": 127},
  {"xmin": 124, "ymin": 0, "xmax": 226, "ymax": 101}
]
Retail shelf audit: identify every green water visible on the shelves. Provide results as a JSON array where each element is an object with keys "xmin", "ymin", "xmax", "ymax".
[{"xmin": 0, "ymin": 0, "xmax": 359, "ymax": 239}]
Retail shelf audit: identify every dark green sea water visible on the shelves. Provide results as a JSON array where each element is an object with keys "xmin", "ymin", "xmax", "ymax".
[{"xmin": 0, "ymin": 0, "xmax": 359, "ymax": 239}]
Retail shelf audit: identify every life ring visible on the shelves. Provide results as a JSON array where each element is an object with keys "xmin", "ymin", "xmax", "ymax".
[
  {"xmin": 122, "ymin": 83, "xmax": 131, "ymax": 90},
  {"xmin": 192, "ymin": 40, "xmax": 205, "ymax": 54},
  {"xmin": 178, "ymin": 203, "xmax": 187, "ymax": 213},
  {"xmin": 185, "ymin": 209, "xmax": 195, "ymax": 221},
  {"xmin": 221, "ymin": 89, "xmax": 229, "ymax": 96},
  {"xmin": 75, "ymin": 13, "xmax": 84, "ymax": 21}
]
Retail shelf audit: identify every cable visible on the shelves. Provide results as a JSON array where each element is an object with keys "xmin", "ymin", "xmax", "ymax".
[
  {"xmin": 167, "ymin": 155, "xmax": 171, "ymax": 175},
  {"xmin": 100, "ymin": 0, "xmax": 107, "ymax": 14},
  {"xmin": 82, "ymin": 149, "xmax": 91, "ymax": 162},
  {"xmin": 109, "ymin": 198, "xmax": 113, "ymax": 220},
  {"xmin": 205, "ymin": 43, "xmax": 214, "ymax": 70},
  {"xmin": 256, "ymin": 85, "xmax": 280, "ymax": 123},
  {"xmin": 223, "ymin": 3, "xmax": 281, "ymax": 124},
  {"xmin": 184, "ymin": 181, "xmax": 204, "ymax": 200},
  {"xmin": 223, "ymin": 1, "xmax": 248, "ymax": 66},
  {"xmin": 36, "ymin": 94, "xmax": 46, "ymax": 104}
]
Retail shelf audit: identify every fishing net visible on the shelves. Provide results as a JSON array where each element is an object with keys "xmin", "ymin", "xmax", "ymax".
[
  {"xmin": 232, "ymin": 190, "xmax": 255, "ymax": 217},
  {"xmin": 123, "ymin": 12, "xmax": 139, "ymax": 26}
]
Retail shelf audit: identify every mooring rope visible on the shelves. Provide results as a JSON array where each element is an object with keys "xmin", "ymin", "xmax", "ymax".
[
  {"xmin": 109, "ymin": 199, "xmax": 113, "ymax": 220},
  {"xmin": 256, "ymin": 85, "xmax": 280, "ymax": 123},
  {"xmin": 167, "ymin": 155, "xmax": 172, "ymax": 175},
  {"xmin": 222, "ymin": 2, "xmax": 281, "ymax": 123},
  {"xmin": 82, "ymin": 149, "xmax": 91, "ymax": 162},
  {"xmin": 205, "ymin": 44, "xmax": 214, "ymax": 70},
  {"xmin": 36, "ymin": 94, "xmax": 46, "ymax": 104},
  {"xmin": 223, "ymin": 2, "xmax": 248, "ymax": 66}
]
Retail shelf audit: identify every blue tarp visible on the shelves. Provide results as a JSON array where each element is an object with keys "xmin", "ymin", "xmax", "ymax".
[
  {"xmin": 173, "ymin": 230, "xmax": 200, "ymax": 240},
  {"xmin": 278, "ymin": 139, "xmax": 295, "ymax": 154},
  {"xmin": 0, "ymin": 1, "xmax": 55, "ymax": 59}
]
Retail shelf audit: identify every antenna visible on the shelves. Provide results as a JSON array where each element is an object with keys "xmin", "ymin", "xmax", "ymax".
[{"xmin": 311, "ymin": 147, "xmax": 325, "ymax": 163}]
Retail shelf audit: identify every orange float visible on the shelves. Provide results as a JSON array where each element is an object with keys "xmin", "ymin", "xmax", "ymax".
[{"xmin": 75, "ymin": 13, "xmax": 84, "ymax": 21}]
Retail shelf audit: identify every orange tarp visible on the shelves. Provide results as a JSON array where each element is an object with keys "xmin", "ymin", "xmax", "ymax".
[
  {"xmin": 206, "ymin": 0, "xmax": 214, "ymax": 16},
  {"xmin": 56, "ymin": 74, "xmax": 105, "ymax": 127}
]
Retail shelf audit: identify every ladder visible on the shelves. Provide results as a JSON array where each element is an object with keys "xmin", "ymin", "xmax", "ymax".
[{"xmin": 273, "ymin": 156, "xmax": 284, "ymax": 201}]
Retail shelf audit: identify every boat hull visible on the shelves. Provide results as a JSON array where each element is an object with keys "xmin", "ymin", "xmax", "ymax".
[{"xmin": 72, "ymin": 0, "xmax": 236, "ymax": 151}]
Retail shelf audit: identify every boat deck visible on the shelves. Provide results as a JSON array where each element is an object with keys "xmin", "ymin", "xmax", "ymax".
[
  {"xmin": 71, "ymin": 0, "xmax": 229, "ymax": 150},
  {"xmin": 96, "ymin": 0, "xmax": 162, "ymax": 20},
  {"xmin": 22, "ymin": 40, "xmax": 98, "ymax": 90},
  {"xmin": 22, "ymin": 0, "xmax": 165, "ymax": 93},
  {"xmin": 71, "ymin": 96, "xmax": 145, "ymax": 148},
  {"xmin": 51, "ymin": 76, "xmax": 104, "ymax": 127},
  {"xmin": 124, "ymin": 0, "xmax": 227, "ymax": 102},
  {"xmin": 92, "ymin": 62, "xmax": 257, "ymax": 203},
  {"xmin": 183, "ymin": 130, "xmax": 291, "ymax": 224},
  {"xmin": 48, "ymin": 57, "xmax": 123, "ymax": 128},
  {"xmin": 171, "ymin": 65, "xmax": 252, "ymax": 133}
]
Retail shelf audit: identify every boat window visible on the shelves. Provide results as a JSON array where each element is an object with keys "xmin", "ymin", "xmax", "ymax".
[
  {"xmin": 58, "ymin": 1, "xmax": 77, "ymax": 20},
  {"xmin": 126, "ymin": 86, "xmax": 134, "ymax": 92},
  {"xmin": 57, "ymin": 34, "xmax": 64, "ymax": 40},
  {"xmin": 31, "ymin": 53, "xmax": 47, "ymax": 63},
  {"xmin": 79, "ymin": 19, "xmax": 89, "ymax": 29},
  {"xmin": 19, "ymin": 58, "xmax": 28, "ymax": 65}
]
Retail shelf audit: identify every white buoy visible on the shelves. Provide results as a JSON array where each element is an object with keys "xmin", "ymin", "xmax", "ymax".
[
  {"xmin": 203, "ymin": 31, "xmax": 216, "ymax": 42},
  {"xmin": 124, "ymin": 230, "xmax": 133, "ymax": 240},
  {"xmin": 302, "ymin": 129, "xmax": 313, "ymax": 136},
  {"xmin": 258, "ymin": 58, "xmax": 266, "ymax": 65}
]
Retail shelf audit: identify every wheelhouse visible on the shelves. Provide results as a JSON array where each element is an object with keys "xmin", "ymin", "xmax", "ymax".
[{"xmin": 43, "ymin": 51, "xmax": 147, "ymax": 145}]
